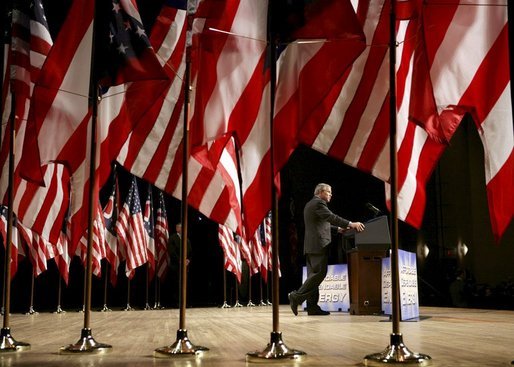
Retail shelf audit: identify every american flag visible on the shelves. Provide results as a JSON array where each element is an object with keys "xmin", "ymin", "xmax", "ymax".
[
  {"xmin": 103, "ymin": 176, "xmax": 121, "ymax": 286},
  {"xmin": 116, "ymin": 175, "xmax": 148, "ymax": 277},
  {"xmin": 17, "ymin": 221, "xmax": 49, "ymax": 276},
  {"xmin": 116, "ymin": 1, "xmax": 245, "ymax": 235},
  {"xmin": 75, "ymin": 200, "xmax": 107, "ymax": 277},
  {"xmin": 155, "ymin": 191, "xmax": 170, "ymax": 280},
  {"xmin": 19, "ymin": 0, "xmax": 169, "ymax": 258},
  {"xmin": 189, "ymin": 0, "xmax": 366, "ymax": 240},
  {"xmin": 296, "ymin": 0, "xmax": 513, "ymax": 241},
  {"xmin": 249, "ymin": 225, "xmax": 264, "ymax": 276},
  {"xmin": 53, "ymin": 218, "xmax": 72, "ymax": 285},
  {"xmin": 0, "ymin": 1, "xmax": 72, "ymax": 278},
  {"xmin": 143, "ymin": 184, "xmax": 156, "ymax": 281},
  {"xmin": 218, "ymin": 224, "xmax": 242, "ymax": 283}
]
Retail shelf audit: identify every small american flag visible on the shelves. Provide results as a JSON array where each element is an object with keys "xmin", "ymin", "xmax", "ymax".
[
  {"xmin": 116, "ymin": 175, "xmax": 148, "ymax": 278},
  {"xmin": 155, "ymin": 191, "xmax": 170, "ymax": 280},
  {"xmin": 143, "ymin": 184, "xmax": 156, "ymax": 280}
]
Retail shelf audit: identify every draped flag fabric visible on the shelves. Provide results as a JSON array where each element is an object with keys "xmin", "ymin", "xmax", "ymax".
[
  {"xmin": 54, "ymin": 223, "xmax": 72, "ymax": 284},
  {"xmin": 190, "ymin": 0, "xmax": 271, "ymax": 240},
  {"xmin": 218, "ymin": 224, "xmax": 242, "ymax": 283},
  {"xmin": 20, "ymin": 0, "xmax": 169, "ymax": 256},
  {"xmin": 421, "ymin": 0, "xmax": 513, "ymax": 241},
  {"xmin": 103, "ymin": 177, "xmax": 121, "ymax": 285},
  {"xmin": 75, "ymin": 201, "xmax": 107, "ymax": 277},
  {"xmin": 189, "ymin": 0, "xmax": 366, "ymax": 240},
  {"xmin": 116, "ymin": 176, "xmax": 148, "ymax": 277},
  {"xmin": 143, "ymin": 185, "xmax": 156, "ymax": 280},
  {"xmin": 0, "ymin": 1, "xmax": 72, "ymax": 277},
  {"xmin": 249, "ymin": 225, "xmax": 264, "ymax": 276},
  {"xmin": 116, "ymin": 0, "xmax": 245, "ymax": 236},
  {"xmin": 297, "ymin": 0, "xmax": 513, "ymax": 241},
  {"xmin": 155, "ymin": 191, "xmax": 170, "ymax": 280}
]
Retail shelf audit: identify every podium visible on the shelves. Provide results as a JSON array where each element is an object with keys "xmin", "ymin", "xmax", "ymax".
[{"xmin": 345, "ymin": 216, "xmax": 390, "ymax": 315}]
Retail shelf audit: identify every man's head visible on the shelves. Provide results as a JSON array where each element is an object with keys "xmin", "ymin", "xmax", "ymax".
[
  {"xmin": 314, "ymin": 183, "xmax": 332, "ymax": 203},
  {"xmin": 175, "ymin": 223, "xmax": 182, "ymax": 233}
]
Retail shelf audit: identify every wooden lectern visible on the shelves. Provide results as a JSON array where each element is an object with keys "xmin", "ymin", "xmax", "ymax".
[{"xmin": 345, "ymin": 215, "xmax": 390, "ymax": 315}]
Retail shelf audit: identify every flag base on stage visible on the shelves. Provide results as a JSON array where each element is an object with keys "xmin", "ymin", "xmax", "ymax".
[
  {"xmin": 246, "ymin": 331, "xmax": 305, "ymax": 362},
  {"xmin": 59, "ymin": 328, "xmax": 112, "ymax": 354},
  {"xmin": 221, "ymin": 302, "xmax": 231, "ymax": 308},
  {"xmin": 154, "ymin": 329, "xmax": 209, "ymax": 357},
  {"xmin": 364, "ymin": 333, "xmax": 431, "ymax": 366},
  {"xmin": 0, "ymin": 328, "xmax": 30, "ymax": 352}
]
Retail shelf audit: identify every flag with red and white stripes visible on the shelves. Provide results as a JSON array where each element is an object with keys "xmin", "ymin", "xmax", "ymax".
[
  {"xmin": 143, "ymin": 185, "xmax": 156, "ymax": 280},
  {"xmin": 297, "ymin": 0, "xmax": 513, "ymax": 241},
  {"xmin": 422, "ymin": 0, "xmax": 513, "ymax": 241},
  {"xmin": 218, "ymin": 224, "xmax": 242, "ymax": 283},
  {"xmin": 249, "ymin": 225, "xmax": 264, "ymax": 276},
  {"xmin": 19, "ymin": 0, "xmax": 169, "ymax": 257},
  {"xmin": 103, "ymin": 176, "xmax": 121, "ymax": 285},
  {"xmin": 53, "ymin": 226, "xmax": 71, "ymax": 285},
  {"xmin": 155, "ymin": 191, "xmax": 170, "ymax": 280},
  {"xmin": 116, "ymin": 176, "xmax": 148, "ymax": 277},
  {"xmin": 75, "ymin": 201, "xmax": 107, "ymax": 277},
  {"xmin": 0, "ymin": 1, "xmax": 70, "ymax": 254},
  {"xmin": 116, "ymin": 0, "xmax": 244, "ymax": 236},
  {"xmin": 189, "ymin": 0, "xmax": 365, "ymax": 240}
]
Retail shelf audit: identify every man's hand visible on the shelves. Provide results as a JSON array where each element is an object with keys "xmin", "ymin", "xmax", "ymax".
[{"xmin": 349, "ymin": 221, "xmax": 365, "ymax": 232}]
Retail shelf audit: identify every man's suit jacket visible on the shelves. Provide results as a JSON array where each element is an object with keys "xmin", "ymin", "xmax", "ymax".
[{"xmin": 303, "ymin": 196, "xmax": 350, "ymax": 254}]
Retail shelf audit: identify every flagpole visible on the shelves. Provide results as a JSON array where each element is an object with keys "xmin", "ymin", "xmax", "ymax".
[
  {"xmin": 101, "ymin": 262, "xmax": 111, "ymax": 312},
  {"xmin": 221, "ymin": 267, "xmax": 230, "ymax": 308},
  {"xmin": 60, "ymin": 0, "xmax": 110, "ymax": 353},
  {"xmin": 144, "ymin": 265, "xmax": 151, "ymax": 310},
  {"xmin": 247, "ymin": 6, "xmax": 304, "ymax": 360},
  {"xmin": 246, "ymin": 256, "xmax": 255, "ymax": 307},
  {"xmin": 234, "ymin": 276, "xmax": 242, "ymax": 307},
  {"xmin": 154, "ymin": 5, "xmax": 208, "ymax": 357},
  {"xmin": 54, "ymin": 274, "xmax": 65, "ymax": 314},
  {"xmin": 0, "ymin": 94, "xmax": 30, "ymax": 353},
  {"xmin": 25, "ymin": 272, "xmax": 38, "ymax": 315},
  {"xmin": 364, "ymin": 1, "xmax": 430, "ymax": 364},
  {"xmin": 123, "ymin": 278, "xmax": 134, "ymax": 311}
]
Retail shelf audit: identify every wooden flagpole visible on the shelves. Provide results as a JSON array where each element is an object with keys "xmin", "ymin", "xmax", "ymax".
[
  {"xmin": 364, "ymin": 1, "xmax": 430, "ymax": 364},
  {"xmin": 247, "ymin": 4, "xmax": 304, "ymax": 360},
  {"xmin": 59, "ymin": 0, "xmax": 111, "ymax": 353},
  {"xmin": 0, "ymin": 94, "xmax": 30, "ymax": 352},
  {"xmin": 154, "ymin": 3, "xmax": 208, "ymax": 357}
]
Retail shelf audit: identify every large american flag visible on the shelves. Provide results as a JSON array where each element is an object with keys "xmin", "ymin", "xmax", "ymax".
[
  {"xmin": 116, "ymin": 175, "xmax": 148, "ymax": 277},
  {"xmin": 116, "ymin": 1, "xmax": 245, "ymax": 235},
  {"xmin": 189, "ymin": 0, "xmax": 366, "ymax": 240},
  {"xmin": 0, "ymin": 0, "xmax": 74, "ymax": 278},
  {"xmin": 296, "ymin": 0, "xmax": 513, "ymax": 241},
  {"xmin": 19, "ymin": 0, "xmax": 169, "ymax": 258}
]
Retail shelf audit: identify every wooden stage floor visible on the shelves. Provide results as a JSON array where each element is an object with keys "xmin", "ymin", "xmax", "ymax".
[{"xmin": 1, "ymin": 305, "xmax": 513, "ymax": 366}]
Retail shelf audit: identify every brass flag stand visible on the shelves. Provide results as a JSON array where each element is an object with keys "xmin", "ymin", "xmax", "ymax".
[
  {"xmin": 364, "ymin": 1, "xmax": 430, "ymax": 365},
  {"xmin": 154, "ymin": 11, "xmax": 208, "ymax": 356},
  {"xmin": 0, "ymin": 95, "xmax": 30, "ymax": 353}
]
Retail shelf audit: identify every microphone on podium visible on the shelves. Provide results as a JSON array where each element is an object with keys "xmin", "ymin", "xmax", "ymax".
[{"xmin": 365, "ymin": 202, "xmax": 381, "ymax": 217}]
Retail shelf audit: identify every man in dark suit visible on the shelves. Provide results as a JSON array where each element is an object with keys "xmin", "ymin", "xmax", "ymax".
[{"xmin": 289, "ymin": 183, "xmax": 365, "ymax": 316}]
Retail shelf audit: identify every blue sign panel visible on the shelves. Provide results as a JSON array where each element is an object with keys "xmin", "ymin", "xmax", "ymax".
[{"xmin": 301, "ymin": 264, "xmax": 350, "ymax": 312}]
